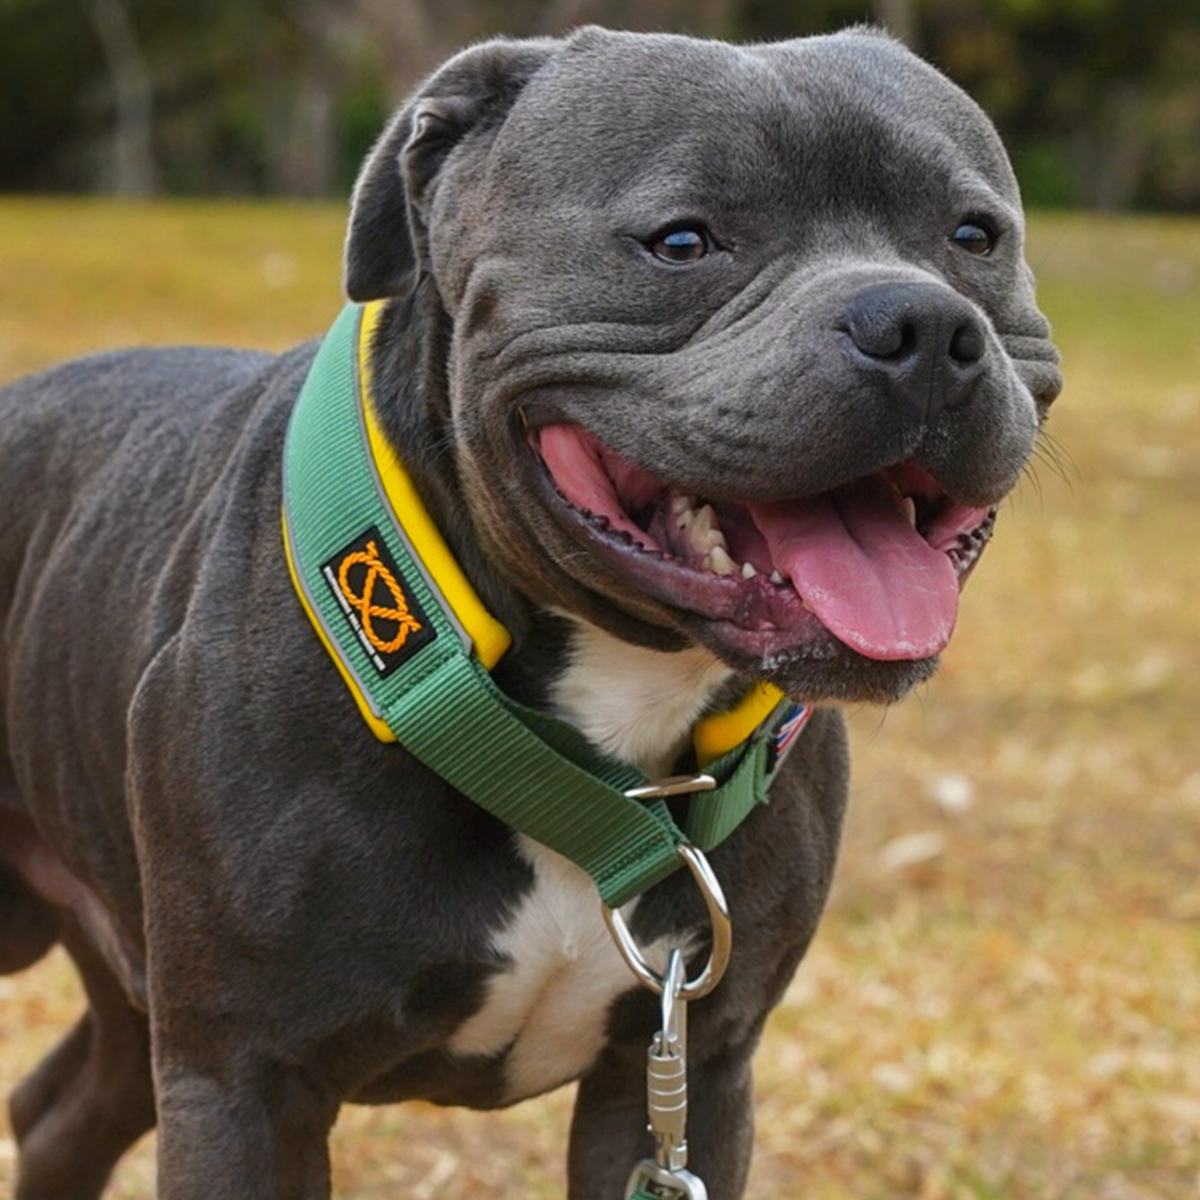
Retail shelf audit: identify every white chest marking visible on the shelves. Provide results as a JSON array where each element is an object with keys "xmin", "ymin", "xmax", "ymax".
[
  {"xmin": 549, "ymin": 618, "xmax": 732, "ymax": 778},
  {"xmin": 449, "ymin": 838, "xmax": 681, "ymax": 1100},
  {"xmin": 448, "ymin": 620, "xmax": 729, "ymax": 1101}
]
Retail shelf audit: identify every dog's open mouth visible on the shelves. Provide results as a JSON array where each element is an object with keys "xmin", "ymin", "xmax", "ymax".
[{"xmin": 532, "ymin": 424, "xmax": 995, "ymax": 662}]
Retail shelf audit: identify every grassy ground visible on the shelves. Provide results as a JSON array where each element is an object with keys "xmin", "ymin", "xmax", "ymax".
[{"xmin": 0, "ymin": 200, "xmax": 1198, "ymax": 1198}]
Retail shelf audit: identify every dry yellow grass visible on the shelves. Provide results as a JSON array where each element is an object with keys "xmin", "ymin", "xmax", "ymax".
[{"xmin": 1, "ymin": 201, "xmax": 1198, "ymax": 1198}]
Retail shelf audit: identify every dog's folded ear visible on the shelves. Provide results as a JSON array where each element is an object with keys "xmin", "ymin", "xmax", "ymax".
[{"xmin": 344, "ymin": 37, "xmax": 557, "ymax": 301}]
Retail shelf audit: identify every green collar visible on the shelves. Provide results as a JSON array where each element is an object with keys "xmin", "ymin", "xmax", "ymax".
[{"xmin": 281, "ymin": 302, "xmax": 812, "ymax": 906}]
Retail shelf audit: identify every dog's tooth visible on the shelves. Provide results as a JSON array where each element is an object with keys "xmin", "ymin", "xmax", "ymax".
[
  {"xmin": 709, "ymin": 545, "xmax": 736, "ymax": 576},
  {"xmin": 742, "ymin": 561, "xmax": 758, "ymax": 579},
  {"xmin": 699, "ymin": 552, "xmax": 713, "ymax": 573},
  {"xmin": 902, "ymin": 497, "xmax": 917, "ymax": 527},
  {"xmin": 690, "ymin": 504, "xmax": 716, "ymax": 538},
  {"xmin": 675, "ymin": 508, "xmax": 694, "ymax": 530},
  {"xmin": 770, "ymin": 569, "xmax": 785, "ymax": 585},
  {"xmin": 688, "ymin": 513, "xmax": 713, "ymax": 552},
  {"xmin": 688, "ymin": 505, "xmax": 729, "ymax": 553},
  {"xmin": 670, "ymin": 493, "xmax": 695, "ymax": 515}
]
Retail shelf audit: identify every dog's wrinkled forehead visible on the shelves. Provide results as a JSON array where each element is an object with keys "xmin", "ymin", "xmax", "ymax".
[
  {"xmin": 494, "ymin": 31, "xmax": 1014, "ymax": 212},
  {"xmin": 345, "ymin": 27, "xmax": 1036, "ymax": 312},
  {"xmin": 427, "ymin": 29, "xmax": 1021, "ymax": 280}
]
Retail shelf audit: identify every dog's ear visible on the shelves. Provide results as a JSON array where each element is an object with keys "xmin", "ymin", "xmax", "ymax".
[{"xmin": 344, "ymin": 38, "xmax": 556, "ymax": 301}]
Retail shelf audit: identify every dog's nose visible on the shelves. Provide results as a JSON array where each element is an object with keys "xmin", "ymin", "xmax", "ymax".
[{"xmin": 842, "ymin": 282, "xmax": 987, "ymax": 418}]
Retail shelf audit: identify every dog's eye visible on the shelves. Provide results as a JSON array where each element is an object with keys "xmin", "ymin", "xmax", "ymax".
[
  {"xmin": 649, "ymin": 227, "xmax": 710, "ymax": 264},
  {"xmin": 951, "ymin": 221, "xmax": 996, "ymax": 256}
]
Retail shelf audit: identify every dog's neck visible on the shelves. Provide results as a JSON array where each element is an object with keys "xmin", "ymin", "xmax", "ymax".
[{"xmin": 550, "ymin": 617, "xmax": 732, "ymax": 778}]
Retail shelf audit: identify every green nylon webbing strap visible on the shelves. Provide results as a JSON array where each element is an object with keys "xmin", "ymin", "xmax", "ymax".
[{"xmin": 282, "ymin": 303, "xmax": 790, "ymax": 907}]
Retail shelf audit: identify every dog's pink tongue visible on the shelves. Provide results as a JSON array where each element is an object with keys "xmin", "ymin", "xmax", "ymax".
[
  {"xmin": 750, "ymin": 478, "xmax": 959, "ymax": 661},
  {"xmin": 537, "ymin": 424, "xmax": 657, "ymax": 548}
]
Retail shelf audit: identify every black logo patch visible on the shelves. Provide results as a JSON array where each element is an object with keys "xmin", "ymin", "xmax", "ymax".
[{"xmin": 322, "ymin": 526, "xmax": 436, "ymax": 676}]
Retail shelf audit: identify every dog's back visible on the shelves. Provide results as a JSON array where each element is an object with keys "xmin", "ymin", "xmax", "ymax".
[{"xmin": 0, "ymin": 345, "xmax": 292, "ymax": 727}]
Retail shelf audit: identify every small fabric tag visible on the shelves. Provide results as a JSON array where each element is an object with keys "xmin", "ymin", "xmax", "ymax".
[
  {"xmin": 765, "ymin": 703, "xmax": 812, "ymax": 774},
  {"xmin": 321, "ymin": 526, "xmax": 436, "ymax": 676}
]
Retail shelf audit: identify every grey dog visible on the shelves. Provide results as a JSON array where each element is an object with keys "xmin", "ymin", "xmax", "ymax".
[{"xmin": 0, "ymin": 25, "xmax": 1059, "ymax": 1200}]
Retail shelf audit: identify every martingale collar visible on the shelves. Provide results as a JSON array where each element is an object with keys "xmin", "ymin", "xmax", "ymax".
[{"xmin": 281, "ymin": 302, "xmax": 813, "ymax": 907}]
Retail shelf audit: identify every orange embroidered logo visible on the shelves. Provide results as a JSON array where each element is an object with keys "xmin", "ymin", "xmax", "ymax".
[
  {"xmin": 336, "ymin": 539, "xmax": 423, "ymax": 653},
  {"xmin": 322, "ymin": 526, "xmax": 436, "ymax": 676}
]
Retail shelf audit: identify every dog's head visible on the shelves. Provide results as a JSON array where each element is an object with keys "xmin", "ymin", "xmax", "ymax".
[{"xmin": 345, "ymin": 26, "xmax": 1061, "ymax": 704}]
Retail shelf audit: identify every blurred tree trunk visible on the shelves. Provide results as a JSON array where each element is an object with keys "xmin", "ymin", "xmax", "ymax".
[
  {"xmin": 874, "ymin": 0, "xmax": 916, "ymax": 48},
  {"xmin": 276, "ymin": 76, "xmax": 337, "ymax": 197},
  {"xmin": 87, "ymin": 0, "xmax": 154, "ymax": 195},
  {"xmin": 271, "ymin": 0, "xmax": 350, "ymax": 197},
  {"xmin": 1071, "ymin": 82, "xmax": 1151, "ymax": 210},
  {"xmin": 358, "ymin": 0, "xmax": 482, "ymax": 102}
]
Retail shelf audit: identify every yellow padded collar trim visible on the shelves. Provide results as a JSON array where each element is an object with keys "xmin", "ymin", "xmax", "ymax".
[
  {"xmin": 358, "ymin": 300, "xmax": 512, "ymax": 673},
  {"xmin": 694, "ymin": 681, "xmax": 783, "ymax": 767}
]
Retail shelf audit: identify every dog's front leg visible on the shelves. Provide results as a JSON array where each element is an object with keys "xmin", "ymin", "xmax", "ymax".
[
  {"xmin": 153, "ymin": 1045, "xmax": 339, "ymax": 1200},
  {"xmin": 567, "ymin": 1042, "xmax": 755, "ymax": 1200}
]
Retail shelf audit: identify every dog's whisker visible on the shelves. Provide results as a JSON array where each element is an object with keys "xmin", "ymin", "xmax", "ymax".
[
  {"xmin": 1018, "ymin": 460, "xmax": 1046, "ymax": 507},
  {"xmin": 1033, "ymin": 428, "xmax": 1079, "ymax": 486}
]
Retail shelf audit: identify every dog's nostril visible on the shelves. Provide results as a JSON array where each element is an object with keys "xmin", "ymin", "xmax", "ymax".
[
  {"xmin": 842, "ymin": 282, "xmax": 987, "ymax": 418},
  {"xmin": 846, "ymin": 310, "xmax": 916, "ymax": 361},
  {"xmin": 948, "ymin": 322, "xmax": 985, "ymax": 365},
  {"xmin": 886, "ymin": 321, "xmax": 920, "ymax": 361},
  {"xmin": 846, "ymin": 285, "xmax": 984, "ymax": 369}
]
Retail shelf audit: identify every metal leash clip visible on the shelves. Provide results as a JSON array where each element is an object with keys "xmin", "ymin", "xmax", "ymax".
[
  {"xmin": 624, "ymin": 1159, "xmax": 707, "ymax": 1200},
  {"xmin": 601, "ymin": 811, "xmax": 733, "ymax": 1199},
  {"xmin": 604, "ymin": 775, "xmax": 734, "ymax": 1199},
  {"xmin": 622, "ymin": 949, "xmax": 709, "ymax": 1200}
]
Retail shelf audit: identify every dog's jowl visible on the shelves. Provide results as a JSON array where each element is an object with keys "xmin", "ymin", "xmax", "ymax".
[{"xmin": 0, "ymin": 27, "xmax": 1059, "ymax": 1200}]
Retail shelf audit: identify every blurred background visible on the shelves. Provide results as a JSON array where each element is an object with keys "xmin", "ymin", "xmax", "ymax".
[
  {"xmin": 3, "ymin": 0, "xmax": 1200, "ymax": 210},
  {"xmin": 1, "ymin": 2, "xmax": 1198, "ymax": 1199}
]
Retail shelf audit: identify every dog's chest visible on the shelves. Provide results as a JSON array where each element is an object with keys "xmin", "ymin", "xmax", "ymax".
[
  {"xmin": 447, "ymin": 622, "xmax": 730, "ymax": 1102},
  {"xmin": 448, "ymin": 838, "xmax": 662, "ymax": 1101}
]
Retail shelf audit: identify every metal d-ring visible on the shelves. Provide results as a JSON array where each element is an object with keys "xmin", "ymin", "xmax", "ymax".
[{"xmin": 603, "ymin": 842, "xmax": 732, "ymax": 1001}]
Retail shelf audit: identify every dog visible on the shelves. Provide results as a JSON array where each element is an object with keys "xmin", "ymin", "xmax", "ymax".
[{"xmin": 0, "ymin": 25, "xmax": 1060, "ymax": 1200}]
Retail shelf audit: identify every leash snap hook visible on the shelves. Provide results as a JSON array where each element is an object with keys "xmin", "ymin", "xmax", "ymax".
[
  {"xmin": 623, "ymin": 1160, "xmax": 708, "ymax": 1200},
  {"xmin": 602, "ymin": 842, "xmax": 731, "ymax": 1001},
  {"xmin": 623, "ymin": 950, "xmax": 708, "ymax": 1200}
]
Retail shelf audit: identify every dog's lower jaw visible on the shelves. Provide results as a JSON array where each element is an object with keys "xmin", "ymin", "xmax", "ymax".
[{"xmin": 681, "ymin": 615, "xmax": 943, "ymax": 705}]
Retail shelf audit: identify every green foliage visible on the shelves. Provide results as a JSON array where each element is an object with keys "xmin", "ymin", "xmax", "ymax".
[
  {"xmin": 1011, "ymin": 141, "xmax": 1075, "ymax": 208},
  {"xmin": 337, "ymin": 76, "xmax": 389, "ymax": 195}
]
